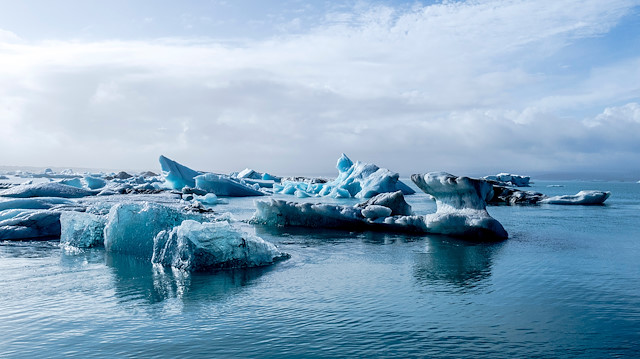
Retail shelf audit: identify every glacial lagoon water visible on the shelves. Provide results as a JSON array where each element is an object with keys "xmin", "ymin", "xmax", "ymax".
[{"xmin": 1, "ymin": 180, "xmax": 639, "ymax": 358}]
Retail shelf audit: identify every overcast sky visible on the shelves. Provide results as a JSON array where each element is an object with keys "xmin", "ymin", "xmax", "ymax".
[{"xmin": 0, "ymin": 0, "xmax": 639, "ymax": 177}]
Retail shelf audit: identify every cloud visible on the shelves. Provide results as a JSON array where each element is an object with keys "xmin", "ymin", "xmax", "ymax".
[{"xmin": 0, "ymin": 0, "xmax": 638, "ymax": 176}]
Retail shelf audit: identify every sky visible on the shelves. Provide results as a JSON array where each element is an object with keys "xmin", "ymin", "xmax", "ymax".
[{"xmin": 0, "ymin": 0, "xmax": 639, "ymax": 178}]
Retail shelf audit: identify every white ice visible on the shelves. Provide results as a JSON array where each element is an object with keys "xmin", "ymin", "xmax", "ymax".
[
  {"xmin": 0, "ymin": 197, "xmax": 75, "ymax": 211},
  {"xmin": 412, "ymin": 172, "xmax": 508, "ymax": 239},
  {"xmin": 483, "ymin": 173, "xmax": 530, "ymax": 187},
  {"xmin": 361, "ymin": 205, "xmax": 392, "ymax": 219},
  {"xmin": 193, "ymin": 193, "xmax": 222, "ymax": 205},
  {"xmin": 0, "ymin": 182, "xmax": 96, "ymax": 198},
  {"xmin": 152, "ymin": 219, "xmax": 287, "ymax": 271},
  {"xmin": 254, "ymin": 173, "xmax": 508, "ymax": 240},
  {"xmin": 195, "ymin": 173, "xmax": 264, "ymax": 197},
  {"xmin": 540, "ymin": 190, "xmax": 611, "ymax": 205}
]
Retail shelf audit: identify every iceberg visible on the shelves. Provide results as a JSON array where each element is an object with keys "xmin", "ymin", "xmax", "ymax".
[
  {"xmin": 0, "ymin": 209, "xmax": 61, "ymax": 240},
  {"xmin": 360, "ymin": 205, "xmax": 392, "ymax": 219},
  {"xmin": 273, "ymin": 154, "xmax": 415, "ymax": 199},
  {"xmin": 236, "ymin": 168, "xmax": 263, "ymax": 180},
  {"xmin": 0, "ymin": 182, "xmax": 96, "ymax": 198},
  {"xmin": 59, "ymin": 178, "xmax": 84, "ymax": 188},
  {"xmin": 59, "ymin": 211, "xmax": 107, "ymax": 248},
  {"xmin": 193, "ymin": 193, "xmax": 222, "ymax": 205},
  {"xmin": 411, "ymin": 172, "xmax": 508, "ymax": 239},
  {"xmin": 254, "ymin": 174, "xmax": 508, "ymax": 241},
  {"xmin": 104, "ymin": 202, "xmax": 204, "ymax": 259},
  {"xmin": 194, "ymin": 173, "xmax": 264, "ymax": 197},
  {"xmin": 488, "ymin": 185, "xmax": 546, "ymax": 205},
  {"xmin": 253, "ymin": 199, "xmax": 369, "ymax": 230},
  {"xmin": 540, "ymin": 190, "xmax": 611, "ymax": 205},
  {"xmin": 152, "ymin": 219, "xmax": 288, "ymax": 271},
  {"xmin": 159, "ymin": 155, "xmax": 201, "ymax": 190},
  {"xmin": 114, "ymin": 171, "xmax": 133, "ymax": 179},
  {"xmin": 0, "ymin": 197, "xmax": 75, "ymax": 211},
  {"xmin": 483, "ymin": 173, "xmax": 530, "ymax": 187},
  {"xmin": 84, "ymin": 176, "xmax": 107, "ymax": 190},
  {"xmin": 354, "ymin": 190, "xmax": 414, "ymax": 216},
  {"xmin": 487, "ymin": 185, "xmax": 610, "ymax": 206}
]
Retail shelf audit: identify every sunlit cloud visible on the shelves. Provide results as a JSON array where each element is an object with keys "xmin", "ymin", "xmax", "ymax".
[{"xmin": 0, "ymin": 0, "xmax": 638, "ymax": 177}]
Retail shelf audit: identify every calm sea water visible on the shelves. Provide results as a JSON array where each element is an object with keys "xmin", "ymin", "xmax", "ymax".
[{"xmin": 1, "ymin": 180, "xmax": 639, "ymax": 358}]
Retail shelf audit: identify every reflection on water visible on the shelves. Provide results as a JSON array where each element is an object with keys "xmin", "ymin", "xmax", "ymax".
[
  {"xmin": 255, "ymin": 224, "xmax": 423, "ymax": 246},
  {"xmin": 0, "ymin": 239, "xmax": 59, "ymax": 258},
  {"xmin": 413, "ymin": 236, "xmax": 502, "ymax": 292},
  {"xmin": 104, "ymin": 251, "xmax": 273, "ymax": 306}
]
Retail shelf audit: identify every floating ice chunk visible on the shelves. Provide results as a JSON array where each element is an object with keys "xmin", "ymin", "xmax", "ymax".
[
  {"xmin": 483, "ymin": 173, "xmax": 530, "ymax": 187},
  {"xmin": 488, "ymin": 185, "xmax": 546, "ymax": 205},
  {"xmin": 152, "ymin": 219, "xmax": 288, "ymax": 271},
  {"xmin": 361, "ymin": 205, "xmax": 392, "ymax": 219},
  {"xmin": 104, "ymin": 202, "xmax": 203, "ymax": 259},
  {"xmin": 262, "ymin": 172, "xmax": 279, "ymax": 181},
  {"xmin": 0, "ymin": 182, "xmax": 96, "ymax": 198},
  {"xmin": 59, "ymin": 178, "xmax": 84, "ymax": 188},
  {"xmin": 294, "ymin": 189, "xmax": 311, "ymax": 198},
  {"xmin": 355, "ymin": 191, "xmax": 414, "ymax": 216},
  {"xmin": 59, "ymin": 211, "xmax": 106, "ymax": 248},
  {"xmin": 139, "ymin": 171, "xmax": 158, "ymax": 178},
  {"xmin": 253, "ymin": 199, "xmax": 365, "ymax": 229},
  {"xmin": 253, "ymin": 174, "xmax": 508, "ymax": 240},
  {"xmin": 540, "ymin": 190, "xmax": 610, "ymax": 205},
  {"xmin": 84, "ymin": 176, "xmax": 107, "ymax": 190},
  {"xmin": 114, "ymin": 171, "xmax": 133, "ymax": 179},
  {"xmin": 0, "ymin": 197, "xmax": 75, "ymax": 211},
  {"xmin": 0, "ymin": 175, "xmax": 9, "ymax": 180},
  {"xmin": 159, "ymin": 155, "xmax": 202, "ymax": 190},
  {"xmin": 411, "ymin": 172, "xmax": 508, "ymax": 239},
  {"xmin": 195, "ymin": 173, "xmax": 264, "ymax": 197},
  {"xmin": 273, "ymin": 154, "xmax": 414, "ymax": 199},
  {"xmin": 330, "ymin": 154, "xmax": 412, "ymax": 198},
  {"xmin": 242, "ymin": 178, "xmax": 275, "ymax": 188},
  {"xmin": 236, "ymin": 168, "xmax": 262, "ymax": 180},
  {"xmin": 253, "ymin": 191, "xmax": 415, "ymax": 230},
  {"xmin": 0, "ymin": 209, "xmax": 61, "ymax": 240},
  {"xmin": 192, "ymin": 193, "xmax": 223, "ymax": 206}
]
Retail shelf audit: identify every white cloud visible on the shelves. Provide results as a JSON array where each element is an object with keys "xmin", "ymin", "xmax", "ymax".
[{"xmin": 0, "ymin": 0, "xmax": 638, "ymax": 176}]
